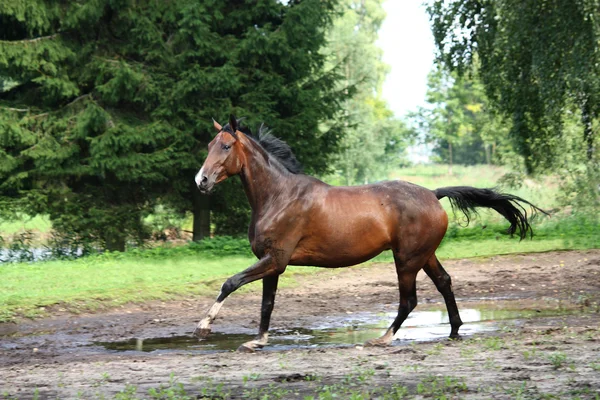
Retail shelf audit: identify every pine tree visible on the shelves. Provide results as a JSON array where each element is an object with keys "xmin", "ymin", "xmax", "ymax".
[{"xmin": 1, "ymin": 0, "xmax": 343, "ymax": 248}]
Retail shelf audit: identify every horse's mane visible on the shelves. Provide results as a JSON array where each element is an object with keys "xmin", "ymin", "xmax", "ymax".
[{"xmin": 222, "ymin": 120, "xmax": 303, "ymax": 174}]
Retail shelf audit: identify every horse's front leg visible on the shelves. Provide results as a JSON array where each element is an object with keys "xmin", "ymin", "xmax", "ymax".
[
  {"xmin": 193, "ymin": 254, "xmax": 285, "ymax": 340},
  {"xmin": 237, "ymin": 275, "xmax": 279, "ymax": 352}
]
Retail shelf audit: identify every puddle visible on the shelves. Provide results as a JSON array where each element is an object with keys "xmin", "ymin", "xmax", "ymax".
[{"xmin": 95, "ymin": 307, "xmax": 562, "ymax": 354}]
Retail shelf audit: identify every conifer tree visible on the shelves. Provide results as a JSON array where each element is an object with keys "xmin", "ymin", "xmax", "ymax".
[{"xmin": 0, "ymin": 0, "xmax": 342, "ymax": 249}]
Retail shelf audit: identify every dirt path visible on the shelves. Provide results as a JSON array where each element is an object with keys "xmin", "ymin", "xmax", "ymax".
[{"xmin": 1, "ymin": 250, "xmax": 600, "ymax": 399}]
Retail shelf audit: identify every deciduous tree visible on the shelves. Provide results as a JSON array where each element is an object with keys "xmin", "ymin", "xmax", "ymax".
[{"xmin": 428, "ymin": 0, "xmax": 600, "ymax": 173}]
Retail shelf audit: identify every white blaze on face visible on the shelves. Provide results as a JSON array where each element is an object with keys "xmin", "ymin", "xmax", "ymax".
[{"xmin": 194, "ymin": 167, "xmax": 204, "ymax": 186}]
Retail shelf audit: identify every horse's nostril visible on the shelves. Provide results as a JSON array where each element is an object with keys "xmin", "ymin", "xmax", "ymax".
[{"xmin": 201, "ymin": 176, "xmax": 208, "ymax": 184}]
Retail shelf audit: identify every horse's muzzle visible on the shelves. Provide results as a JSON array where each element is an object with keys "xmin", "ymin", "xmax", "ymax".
[
  {"xmin": 197, "ymin": 180, "xmax": 214, "ymax": 194},
  {"xmin": 195, "ymin": 169, "xmax": 215, "ymax": 194}
]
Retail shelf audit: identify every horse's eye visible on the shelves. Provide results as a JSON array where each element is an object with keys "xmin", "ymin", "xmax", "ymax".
[{"xmin": 222, "ymin": 144, "xmax": 231, "ymax": 151}]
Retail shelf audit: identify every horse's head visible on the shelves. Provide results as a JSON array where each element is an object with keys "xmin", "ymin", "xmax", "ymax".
[{"xmin": 195, "ymin": 114, "xmax": 246, "ymax": 194}]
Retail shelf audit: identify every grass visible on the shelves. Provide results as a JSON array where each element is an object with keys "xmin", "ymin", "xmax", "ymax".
[
  {"xmin": 390, "ymin": 164, "xmax": 560, "ymax": 210},
  {"xmin": 0, "ymin": 254, "xmax": 253, "ymax": 320},
  {"xmin": 0, "ymin": 214, "xmax": 51, "ymax": 235}
]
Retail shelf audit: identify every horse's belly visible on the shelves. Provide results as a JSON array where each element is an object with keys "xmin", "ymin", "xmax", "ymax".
[
  {"xmin": 289, "ymin": 192, "xmax": 395, "ymax": 267},
  {"xmin": 289, "ymin": 231, "xmax": 390, "ymax": 268}
]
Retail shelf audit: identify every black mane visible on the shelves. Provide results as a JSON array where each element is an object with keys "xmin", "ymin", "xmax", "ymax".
[{"xmin": 222, "ymin": 120, "xmax": 303, "ymax": 174}]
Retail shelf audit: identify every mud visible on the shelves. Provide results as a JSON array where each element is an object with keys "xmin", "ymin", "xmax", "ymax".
[{"xmin": 1, "ymin": 250, "xmax": 600, "ymax": 399}]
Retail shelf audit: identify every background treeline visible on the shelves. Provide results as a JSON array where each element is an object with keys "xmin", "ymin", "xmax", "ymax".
[{"xmin": 1, "ymin": 0, "xmax": 598, "ymax": 255}]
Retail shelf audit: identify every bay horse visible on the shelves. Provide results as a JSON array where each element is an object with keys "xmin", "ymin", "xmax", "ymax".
[{"xmin": 194, "ymin": 115, "xmax": 546, "ymax": 352}]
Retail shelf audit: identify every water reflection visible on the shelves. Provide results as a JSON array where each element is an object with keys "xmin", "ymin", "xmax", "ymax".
[{"xmin": 96, "ymin": 307, "xmax": 548, "ymax": 354}]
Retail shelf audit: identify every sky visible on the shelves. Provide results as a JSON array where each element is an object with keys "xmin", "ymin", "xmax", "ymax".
[{"xmin": 377, "ymin": 1, "xmax": 436, "ymax": 118}]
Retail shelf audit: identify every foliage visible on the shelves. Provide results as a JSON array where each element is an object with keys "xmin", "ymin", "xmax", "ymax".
[
  {"xmin": 209, "ymin": 179, "xmax": 255, "ymax": 236},
  {"xmin": 411, "ymin": 65, "xmax": 511, "ymax": 171},
  {"xmin": 0, "ymin": 0, "xmax": 345, "ymax": 247},
  {"xmin": 428, "ymin": 0, "xmax": 600, "ymax": 174},
  {"xmin": 322, "ymin": 0, "xmax": 413, "ymax": 185},
  {"xmin": 0, "ymin": 230, "xmax": 35, "ymax": 263}
]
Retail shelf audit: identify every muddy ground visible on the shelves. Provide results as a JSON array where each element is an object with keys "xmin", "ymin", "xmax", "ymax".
[{"xmin": 1, "ymin": 250, "xmax": 600, "ymax": 399}]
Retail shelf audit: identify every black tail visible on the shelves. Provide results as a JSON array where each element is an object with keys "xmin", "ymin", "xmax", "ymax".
[{"xmin": 433, "ymin": 186, "xmax": 549, "ymax": 240}]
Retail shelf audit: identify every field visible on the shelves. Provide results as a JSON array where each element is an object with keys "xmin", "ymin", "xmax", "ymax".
[{"xmin": 1, "ymin": 164, "xmax": 599, "ymax": 399}]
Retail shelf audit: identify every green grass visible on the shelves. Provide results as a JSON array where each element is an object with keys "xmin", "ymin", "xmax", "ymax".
[
  {"xmin": 390, "ymin": 164, "xmax": 560, "ymax": 211},
  {"xmin": 0, "ymin": 214, "xmax": 52, "ymax": 235},
  {"xmin": 0, "ymin": 254, "xmax": 254, "ymax": 321}
]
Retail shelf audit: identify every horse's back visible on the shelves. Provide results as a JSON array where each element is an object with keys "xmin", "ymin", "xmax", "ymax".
[{"xmin": 288, "ymin": 179, "xmax": 447, "ymax": 267}]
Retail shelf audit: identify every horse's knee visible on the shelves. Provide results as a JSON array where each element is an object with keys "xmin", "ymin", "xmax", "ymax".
[
  {"xmin": 218, "ymin": 277, "xmax": 240, "ymax": 301},
  {"xmin": 408, "ymin": 297, "xmax": 418, "ymax": 312},
  {"xmin": 400, "ymin": 295, "xmax": 418, "ymax": 313},
  {"xmin": 441, "ymin": 273, "xmax": 452, "ymax": 288},
  {"xmin": 261, "ymin": 297, "xmax": 275, "ymax": 312}
]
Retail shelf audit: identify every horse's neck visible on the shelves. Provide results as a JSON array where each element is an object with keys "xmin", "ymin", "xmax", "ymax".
[{"xmin": 239, "ymin": 147, "xmax": 290, "ymax": 213}]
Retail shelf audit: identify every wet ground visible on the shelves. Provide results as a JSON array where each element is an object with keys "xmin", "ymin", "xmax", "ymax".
[
  {"xmin": 93, "ymin": 308, "xmax": 569, "ymax": 354},
  {"xmin": 1, "ymin": 249, "xmax": 599, "ymax": 399}
]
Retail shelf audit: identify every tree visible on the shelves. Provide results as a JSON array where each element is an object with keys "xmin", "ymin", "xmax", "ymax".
[
  {"xmin": 412, "ymin": 65, "xmax": 507, "ymax": 173},
  {"xmin": 428, "ymin": 0, "xmax": 600, "ymax": 174},
  {"xmin": 322, "ymin": 0, "xmax": 412, "ymax": 185},
  {"xmin": 0, "ymin": 0, "xmax": 344, "ymax": 248}
]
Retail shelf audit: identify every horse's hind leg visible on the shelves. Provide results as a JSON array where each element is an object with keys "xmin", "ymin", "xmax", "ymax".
[
  {"xmin": 423, "ymin": 255, "xmax": 463, "ymax": 338},
  {"xmin": 365, "ymin": 255, "xmax": 419, "ymax": 347},
  {"xmin": 237, "ymin": 275, "xmax": 279, "ymax": 352}
]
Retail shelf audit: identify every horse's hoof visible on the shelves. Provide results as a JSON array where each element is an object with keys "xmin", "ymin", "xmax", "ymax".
[
  {"xmin": 237, "ymin": 343, "xmax": 257, "ymax": 353},
  {"xmin": 193, "ymin": 327, "xmax": 211, "ymax": 339},
  {"xmin": 449, "ymin": 333, "xmax": 462, "ymax": 340},
  {"xmin": 364, "ymin": 338, "xmax": 391, "ymax": 348}
]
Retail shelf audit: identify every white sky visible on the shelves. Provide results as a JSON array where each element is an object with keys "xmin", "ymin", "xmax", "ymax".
[{"xmin": 377, "ymin": 1, "xmax": 435, "ymax": 118}]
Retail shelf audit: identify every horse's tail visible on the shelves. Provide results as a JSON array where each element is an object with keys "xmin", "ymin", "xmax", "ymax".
[{"xmin": 433, "ymin": 186, "xmax": 549, "ymax": 240}]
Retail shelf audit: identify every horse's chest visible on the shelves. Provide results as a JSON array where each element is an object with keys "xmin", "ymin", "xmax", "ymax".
[
  {"xmin": 248, "ymin": 213, "xmax": 290, "ymax": 257},
  {"xmin": 248, "ymin": 220, "xmax": 275, "ymax": 258}
]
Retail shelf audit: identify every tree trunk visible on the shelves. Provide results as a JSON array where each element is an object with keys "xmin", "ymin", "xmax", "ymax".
[
  {"xmin": 581, "ymin": 95, "xmax": 595, "ymax": 161},
  {"xmin": 105, "ymin": 235, "xmax": 126, "ymax": 252},
  {"xmin": 448, "ymin": 141, "xmax": 453, "ymax": 175},
  {"xmin": 484, "ymin": 143, "xmax": 491, "ymax": 164},
  {"xmin": 192, "ymin": 186, "xmax": 210, "ymax": 241}
]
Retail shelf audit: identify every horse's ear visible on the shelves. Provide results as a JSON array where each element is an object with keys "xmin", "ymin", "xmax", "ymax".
[
  {"xmin": 213, "ymin": 118, "xmax": 222, "ymax": 132},
  {"xmin": 229, "ymin": 114, "xmax": 238, "ymax": 133}
]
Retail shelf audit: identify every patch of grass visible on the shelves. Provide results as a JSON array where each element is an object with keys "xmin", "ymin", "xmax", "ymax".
[
  {"xmin": 242, "ymin": 383, "xmax": 291, "ymax": 399},
  {"xmin": 547, "ymin": 352, "xmax": 569, "ymax": 369},
  {"xmin": 371, "ymin": 235, "xmax": 598, "ymax": 262},
  {"xmin": 481, "ymin": 336, "xmax": 505, "ymax": 351},
  {"xmin": 460, "ymin": 345, "xmax": 477, "ymax": 359},
  {"xmin": 0, "ymin": 215, "xmax": 52, "ymax": 235},
  {"xmin": 416, "ymin": 375, "xmax": 468, "ymax": 398},
  {"xmin": 0, "ymin": 244, "xmax": 258, "ymax": 321},
  {"xmin": 522, "ymin": 348, "xmax": 538, "ymax": 361},
  {"xmin": 242, "ymin": 373, "xmax": 261, "ymax": 384},
  {"xmin": 426, "ymin": 342, "xmax": 444, "ymax": 356},
  {"xmin": 114, "ymin": 375, "xmax": 194, "ymax": 400},
  {"xmin": 503, "ymin": 381, "xmax": 546, "ymax": 400},
  {"xmin": 390, "ymin": 164, "xmax": 559, "ymax": 209}
]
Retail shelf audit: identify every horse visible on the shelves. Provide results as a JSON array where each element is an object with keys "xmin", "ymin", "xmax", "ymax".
[{"xmin": 193, "ymin": 114, "xmax": 546, "ymax": 352}]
